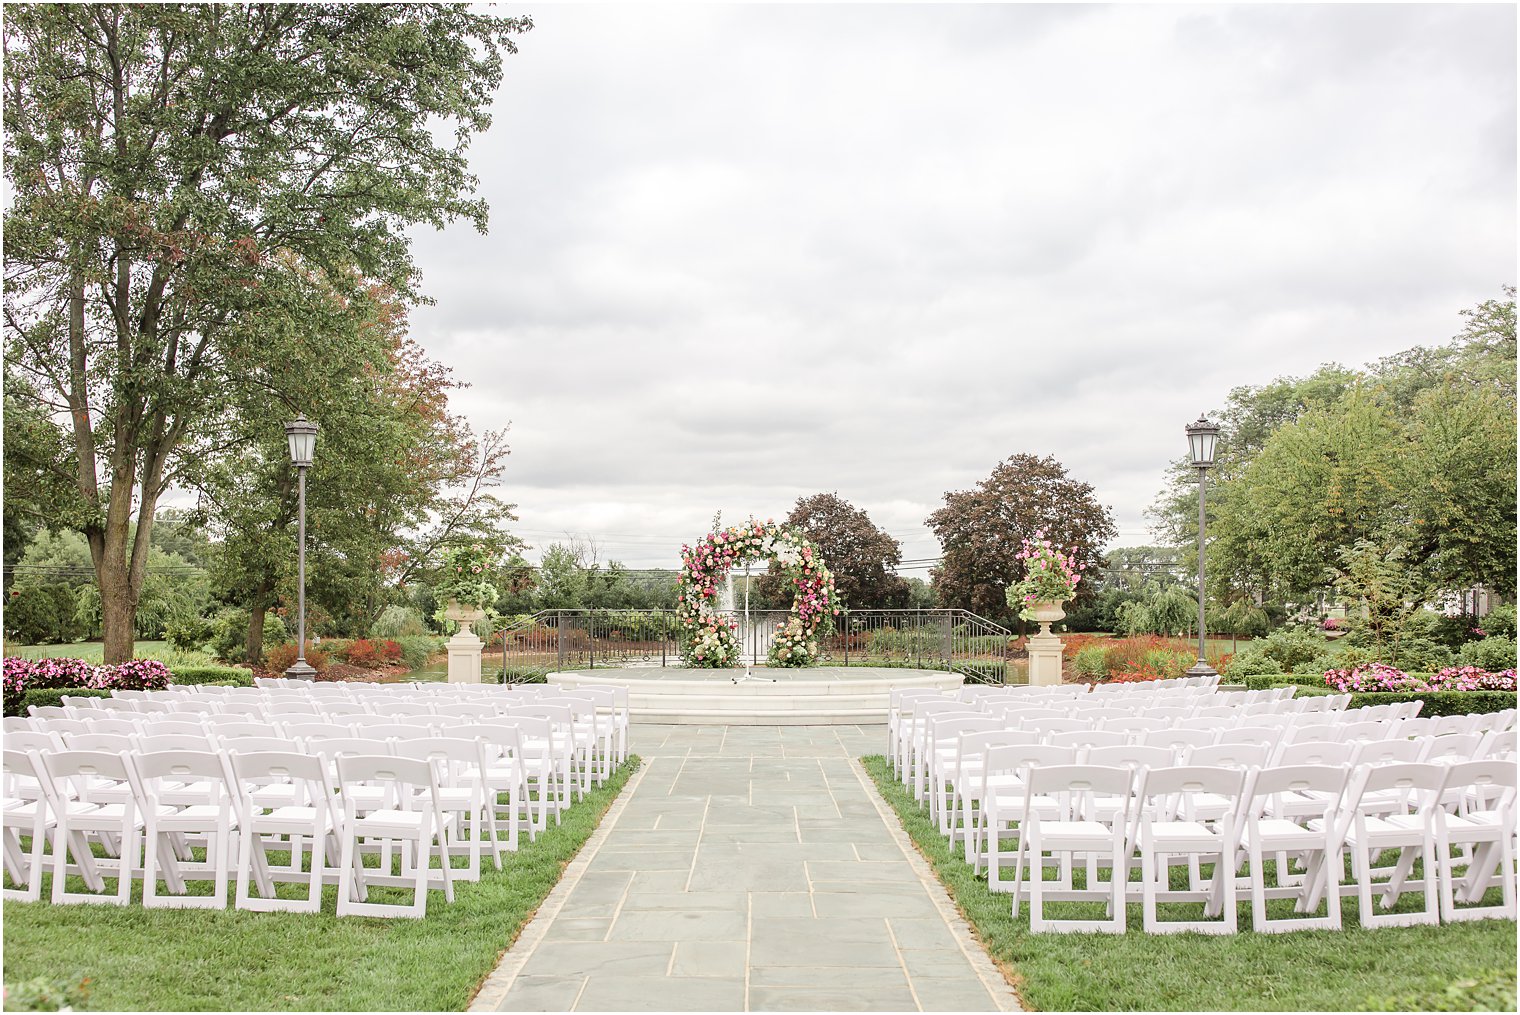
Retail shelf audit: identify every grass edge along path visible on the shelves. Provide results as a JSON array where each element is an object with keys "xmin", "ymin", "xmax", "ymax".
[
  {"xmin": 860, "ymin": 755, "xmax": 1518, "ymax": 1012},
  {"xmin": 1, "ymin": 757, "xmax": 641, "ymax": 1012}
]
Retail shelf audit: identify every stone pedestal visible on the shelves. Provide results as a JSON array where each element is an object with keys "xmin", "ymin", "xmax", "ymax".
[
  {"xmin": 444, "ymin": 601, "xmax": 486, "ymax": 684},
  {"xmin": 1025, "ymin": 602, "xmax": 1066, "ymax": 687}
]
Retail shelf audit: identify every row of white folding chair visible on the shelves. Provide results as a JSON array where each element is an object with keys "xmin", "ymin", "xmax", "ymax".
[
  {"xmin": 2, "ymin": 746, "xmax": 463, "ymax": 918},
  {"xmin": 937, "ymin": 722, "xmax": 1494, "ymax": 845},
  {"xmin": 977, "ymin": 758, "xmax": 1515, "ymax": 934}
]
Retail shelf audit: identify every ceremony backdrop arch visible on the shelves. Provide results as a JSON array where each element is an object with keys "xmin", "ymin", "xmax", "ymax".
[{"xmin": 677, "ymin": 518, "xmax": 840, "ymax": 667}]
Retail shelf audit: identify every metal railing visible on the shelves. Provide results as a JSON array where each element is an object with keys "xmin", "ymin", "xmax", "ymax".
[{"xmin": 498, "ymin": 608, "xmax": 1017, "ymax": 684}]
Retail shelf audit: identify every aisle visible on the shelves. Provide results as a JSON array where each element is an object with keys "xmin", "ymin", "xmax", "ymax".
[{"xmin": 471, "ymin": 725, "xmax": 1019, "ymax": 1013}]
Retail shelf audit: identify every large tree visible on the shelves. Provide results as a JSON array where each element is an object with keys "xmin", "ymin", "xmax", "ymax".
[
  {"xmin": 757, "ymin": 492, "xmax": 909, "ymax": 609},
  {"xmin": 2, "ymin": 4, "xmax": 530, "ymax": 661},
  {"xmin": 926, "ymin": 454, "xmax": 1117, "ymax": 621}
]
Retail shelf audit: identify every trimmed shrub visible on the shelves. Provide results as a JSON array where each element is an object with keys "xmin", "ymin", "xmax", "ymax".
[
  {"xmin": 164, "ymin": 614, "xmax": 216, "ymax": 652},
  {"xmin": 1458, "ymin": 636, "xmax": 1517, "ymax": 672},
  {"xmin": 170, "ymin": 665, "xmax": 255, "ymax": 687},
  {"xmin": 22, "ymin": 687, "xmax": 111, "ymax": 712},
  {"xmin": 1345, "ymin": 690, "xmax": 1516, "ymax": 716},
  {"xmin": 1223, "ymin": 648, "xmax": 1281, "ymax": 677},
  {"xmin": 1390, "ymin": 637, "xmax": 1455, "ymax": 673},
  {"xmin": 1069, "ymin": 643, "xmax": 1109, "ymax": 680}
]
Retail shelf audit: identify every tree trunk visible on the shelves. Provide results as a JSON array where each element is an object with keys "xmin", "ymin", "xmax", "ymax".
[
  {"xmin": 99, "ymin": 560, "xmax": 137, "ymax": 663},
  {"xmin": 246, "ymin": 603, "xmax": 268, "ymax": 666}
]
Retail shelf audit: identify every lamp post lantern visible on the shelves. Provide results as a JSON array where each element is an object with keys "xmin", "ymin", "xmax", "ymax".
[
  {"xmin": 284, "ymin": 415, "xmax": 319, "ymax": 681},
  {"xmin": 1185, "ymin": 415, "xmax": 1220, "ymax": 677}
]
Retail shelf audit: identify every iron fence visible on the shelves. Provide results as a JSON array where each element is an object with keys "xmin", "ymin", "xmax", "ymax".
[{"xmin": 498, "ymin": 608, "xmax": 1017, "ymax": 684}]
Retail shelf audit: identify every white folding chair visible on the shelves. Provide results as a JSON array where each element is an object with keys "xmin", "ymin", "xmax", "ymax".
[
  {"xmin": 1320, "ymin": 762, "xmax": 1446, "ymax": 928},
  {"xmin": 230, "ymin": 751, "xmax": 338, "ymax": 914},
  {"xmin": 395, "ymin": 738, "xmax": 494, "ymax": 881},
  {"xmin": 1239, "ymin": 765, "xmax": 1347, "ymax": 933},
  {"xmin": 1132, "ymin": 766, "xmax": 1245, "ymax": 934},
  {"xmin": 39, "ymin": 750, "xmax": 155, "ymax": 906},
  {"xmin": 134, "ymin": 750, "xmax": 240, "ymax": 909},
  {"xmin": 335, "ymin": 755, "xmax": 454, "ymax": 918},
  {"xmin": 1433, "ymin": 760, "xmax": 1517, "ymax": 922},
  {"xmin": 1011, "ymin": 764, "xmax": 1133, "ymax": 933},
  {"xmin": 2, "ymin": 750, "xmax": 52, "ymax": 902}
]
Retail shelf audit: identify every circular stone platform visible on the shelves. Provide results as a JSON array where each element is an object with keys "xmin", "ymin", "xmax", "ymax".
[{"xmin": 548, "ymin": 666, "xmax": 964, "ymax": 725}]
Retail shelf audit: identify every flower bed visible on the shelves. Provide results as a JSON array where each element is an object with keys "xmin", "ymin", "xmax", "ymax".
[
  {"xmin": 1324, "ymin": 662, "xmax": 1516, "ymax": 693},
  {"xmin": 4, "ymin": 656, "xmax": 171, "ymax": 715}
]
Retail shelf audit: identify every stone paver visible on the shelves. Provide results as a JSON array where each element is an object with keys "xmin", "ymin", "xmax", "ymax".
[{"xmin": 471, "ymin": 725, "xmax": 1019, "ymax": 1013}]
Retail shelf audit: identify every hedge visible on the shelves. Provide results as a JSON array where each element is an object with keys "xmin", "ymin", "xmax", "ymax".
[
  {"xmin": 169, "ymin": 665, "xmax": 255, "ymax": 687},
  {"xmin": 1239, "ymin": 675, "xmax": 1515, "ymax": 716},
  {"xmin": 20, "ymin": 687, "xmax": 111, "ymax": 712}
]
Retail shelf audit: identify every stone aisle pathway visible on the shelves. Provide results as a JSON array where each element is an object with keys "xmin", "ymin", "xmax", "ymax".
[{"xmin": 471, "ymin": 725, "xmax": 1020, "ymax": 1013}]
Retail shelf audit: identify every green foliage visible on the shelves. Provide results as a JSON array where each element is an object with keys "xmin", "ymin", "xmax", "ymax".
[
  {"xmin": 169, "ymin": 665, "xmax": 255, "ymax": 687},
  {"xmin": 1479, "ymin": 605, "xmax": 1516, "ymax": 639},
  {"xmin": 209, "ymin": 609, "xmax": 287, "ymax": 665},
  {"xmin": 164, "ymin": 614, "xmax": 216, "ymax": 653},
  {"xmin": 1238, "ymin": 676, "xmax": 1516, "ymax": 717},
  {"xmin": 1146, "ymin": 585, "xmax": 1195, "ymax": 637},
  {"xmin": 1388, "ymin": 637, "xmax": 1455, "ymax": 673},
  {"xmin": 1330, "ymin": 540, "xmax": 1428, "ymax": 659},
  {"xmin": 1, "ymin": 975, "xmax": 92, "ymax": 1011},
  {"xmin": 1235, "ymin": 628, "xmax": 1326, "ymax": 674},
  {"xmin": 433, "ymin": 543, "xmax": 502, "ymax": 612},
  {"xmin": 1070, "ymin": 642, "xmax": 1110, "ymax": 680},
  {"xmin": 1459, "ymin": 636, "xmax": 1517, "ymax": 672},
  {"xmin": 3, "ymin": 583, "xmax": 84, "ymax": 645},
  {"xmin": 757, "ymin": 492, "xmax": 909, "ymax": 609},
  {"xmin": 392, "ymin": 636, "xmax": 445, "ymax": 670},
  {"xmin": 370, "ymin": 606, "xmax": 428, "ymax": 639}
]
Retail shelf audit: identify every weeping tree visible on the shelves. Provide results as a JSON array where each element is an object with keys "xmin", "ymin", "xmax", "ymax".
[{"xmin": 3, "ymin": 4, "xmax": 531, "ymax": 661}]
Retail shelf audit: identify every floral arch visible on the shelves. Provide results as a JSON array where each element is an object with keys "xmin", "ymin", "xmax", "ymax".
[{"xmin": 677, "ymin": 518, "xmax": 840, "ymax": 668}]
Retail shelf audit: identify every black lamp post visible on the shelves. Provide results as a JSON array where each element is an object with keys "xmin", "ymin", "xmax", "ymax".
[
  {"xmin": 1185, "ymin": 416, "xmax": 1220, "ymax": 677},
  {"xmin": 284, "ymin": 415, "xmax": 319, "ymax": 681}
]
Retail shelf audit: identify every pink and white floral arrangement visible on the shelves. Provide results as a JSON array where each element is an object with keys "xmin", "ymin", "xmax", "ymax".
[
  {"xmin": 676, "ymin": 518, "xmax": 839, "ymax": 668},
  {"xmin": 1005, "ymin": 531, "xmax": 1086, "ymax": 621}
]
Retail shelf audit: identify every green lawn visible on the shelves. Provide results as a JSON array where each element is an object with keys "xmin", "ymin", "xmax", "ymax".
[
  {"xmin": 862, "ymin": 756, "xmax": 1518, "ymax": 1012},
  {"xmin": 4, "ymin": 640, "xmax": 217, "ymax": 668},
  {"xmin": 3, "ymin": 759, "xmax": 638, "ymax": 1011}
]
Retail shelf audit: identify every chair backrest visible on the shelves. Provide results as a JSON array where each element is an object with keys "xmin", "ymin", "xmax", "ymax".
[
  {"xmin": 1246, "ymin": 764, "xmax": 1348, "ymax": 818},
  {"xmin": 1439, "ymin": 758, "xmax": 1517, "ymax": 811},
  {"xmin": 130, "ymin": 700, "xmax": 177, "ymax": 714},
  {"xmin": 1394, "ymin": 717, "xmax": 1440, "ymax": 740},
  {"xmin": 2, "ymin": 716, "xmax": 34, "ymax": 733},
  {"xmin": 1187, "ymin": 742, "xmax": 1270, "ymax": 770},
  {"xmin": 1084, "ymin": 744, "xmax": 1174, "ymax": 772},
  {"xmin": 1102, "ymin": 718, "xmax": 1166, "ymax": 736},
  {"xmin": 136, "ymin": 719, "xmax": 209, "ymax": 737},
  {"xmin": 59, "ymin": 695, "xmax": 104, "ymax": 710},
  {"xmin": 335, "ymin": 753, "xmax": 438, "ymax": 806},
  {"xmin": 360, "ymin": 723, "xmax": 435, "ymax": 740},
  {"xmin": 281, "ymin": 722, "xmax": 353, "ymax": 740},
  {"xmin": 432, "ymin": 702, "xmax": 497, "ymax": 719},
  {"xmin": 135, "ymin": 732, "xmax": 215, "ymax": 753},
  {"xmin": 7, "ymin": 730, "xmax": 61, "ymax": 753},
  {"xmin": 1419, "ymin": 732, "xmax": 1483, "ymax": 765},
  {"xmin": 60, "ymin": 732, "xmax": 135, "ymax": 753},
  {"xmin": 229, "ymin": 750, "xmax": 332, "ymax": 807},
  {"xmin": 34, "ymin": 718, "xmax": 91, "ymax": 735},
  {"xmin": 1140, "ymin": 728, "xmax": 1215, "ymax": 752},
  {"xmin": 1274, "ymin": 740, "xmax": 1355, "ymax": 767},
  {"xmin": 43, "ymin": 748, "xmax": 135, "ymax": 784},
  {"xmin": 26, "ymin": 705, "xmax": 69, "ymax": 719},
  {"xmin": 1285, "ymin": 724, "xmax": 1340, "ymax": 745},
  {"xmin": 1349, "ymin": 738, "xmax": 1427, "ymax": 767},
  {"xmin": 217, "ymin": 735, "xmax": 298, "ymax": 754},
  {"xmin": 1047, "ymin": 730, "xmax": 1128, "ymax": 751},
  {"xmin": 1023, "ymin": 764, "xmax": 1136, "ymax": 818},
  {"xmin": 206, "ymin": 721, "xmax": 281, "ymax": 738},
  {"xmin": 1344, "ymin": 762, "xmax": 1447, "ymax": 822},
  {"xmin": 82, "ymin": 717, "xmax": 142, "ymax": 732},
  {"xmin": 167, "ymin": 700, "xmax": 220, "ymax": 715},
  {"xmin": 1335, "ymin": 721, "xmax": 1391, "ymax": 744},
  {"xmin": 1136, "ymin": 765, "xmax": 1246, "ymax": 822},
  {"xmin": 954, "ymin": 729, "xmax": 1041, "ymax": 762},
  {"xmin": 394, "ymin": 737, "xmax": 483, "ymax": 776},
  {"xmin": 1023, "ymin": 717, "xmax": 1094, "ymax": 736},
  {"xmin": 305, "ymin": 736, "xmax": 394, "ymax": 760},
  {"xmin": 319, "ymin": 702, "xmax": 373, "ymax": 717},
  {"xmin": 982, "ymin": 743, "xmax": 1078, "ymax": 780},
  {"xmin": 1433, "ymin": 714, "xmax": 1479, "ymax": 737},
  {"xmin": 371, "ymin": 702, "xmax": 436, "ymax": 718},
  {"xmin": 1215, "ymin": 726, "xmax": 1279, "ymax": 748},
  {"xmin": 213, "ymin": 701, "xmax": 269, "ymax": 718},
  {"xmin": 1482, "ymin": 729, "xmax": 1516, "ymax": 759},
  {"xmin": 132, "ymin": 749, "xmax": 235, "ymax": 798}
]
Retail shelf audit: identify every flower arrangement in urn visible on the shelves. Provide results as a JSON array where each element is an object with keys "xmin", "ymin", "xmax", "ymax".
[
  {"xmin": 433, "ymin": 542, "xmax": 500, "ymax": 622},
  {"xmin": 1005, "ymin": 531, "xmax": 1086, "ymax": 621}
]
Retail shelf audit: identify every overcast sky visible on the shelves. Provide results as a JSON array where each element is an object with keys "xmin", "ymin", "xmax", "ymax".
[{"xmin": 406, "ymin": 3, "xmax": 1517, "ymax": 572}]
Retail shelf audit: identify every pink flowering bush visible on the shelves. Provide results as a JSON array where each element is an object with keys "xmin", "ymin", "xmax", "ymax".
[
  {"xmin": 3, "ymin": 656, "xmax": 171, "ymax": 714},
  {"xmin": 1324, "ymin": 662, "xmax": 1516, "ymax": 693},
  {"xmin": 1323, "ymin": 662, "xmax": 1417, "ymax": 692},
  {"xmin": 1005, "ymin": 531, "xmax": 1085, "ymax": 621},
  {"xmin": 1320, "ymin": 617, "xmax": 1346, "ymax": 632},
  {"xmin": 676, "ymin": 518, "xmax": 839, "ymax": 668}
]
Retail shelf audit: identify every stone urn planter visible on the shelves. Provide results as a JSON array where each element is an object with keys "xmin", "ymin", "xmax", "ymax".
[
  {"xmin": 443, "ymin": 599, "xmax": 486, "ymax": 683},
  {"xmin": 1026, "ymin": 600, "xmax": 1067, "ymax": 687}
]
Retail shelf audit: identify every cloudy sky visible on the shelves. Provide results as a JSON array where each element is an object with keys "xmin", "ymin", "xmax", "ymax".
[{"xmin": 407, "ymin": 3, "xmax": 1516, "ymax": 572}]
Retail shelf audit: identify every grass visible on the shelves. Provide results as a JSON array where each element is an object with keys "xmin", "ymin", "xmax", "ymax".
[
  {"xmin": 2, "ymin": 759, "xmax": 638, "ymax": 1011},
  {"xmin": 862, "ymin": 756, "xmax": 1518, "ymax": 1012},
  {"xmin": 4, "ymin": 640, "xmax": 218, "ymax": 668}
]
